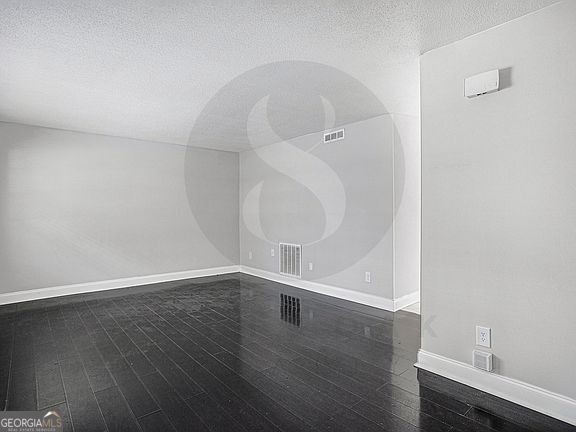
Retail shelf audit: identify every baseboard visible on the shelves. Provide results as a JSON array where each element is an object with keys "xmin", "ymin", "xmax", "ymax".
[
  {"xmin": 1, "ymin": 263, "xmax": 414, "ymax": 313},
  {"xmin": 0, "ymin": 265, "xmax": 241, "ymax": 306},
  {"xmin": 393, "ymin": 290, "xmax": 420, "ymax": 311},
  {"xmin": 240, "ymin": 265, "xmax": 396, "ymax": 311},
  {"xmin": 416, "ymin": 350, "xmax": 576, "ymax": 426}
]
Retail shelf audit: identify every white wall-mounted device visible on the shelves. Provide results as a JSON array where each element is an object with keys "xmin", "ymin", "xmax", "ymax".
[
  {"xmin": 473, "ymin": 350, "xmax": 493, "ymax": 372},
  {"xmin": 465, "ymin": 69, "xmax": 500, "ymax": 98}
]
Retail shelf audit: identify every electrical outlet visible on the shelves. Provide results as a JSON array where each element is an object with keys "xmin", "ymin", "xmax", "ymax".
[
  {"xmin": 271, "ymin": 248, "xmax": 275, "ymax": 257},
  {"xmin": 248, "ymin": 251, "xmax": 253, "ymax": 260},
  {"xmin": 308, "ymin": 262, "xmax": 313, "ymax": 271},
  {"xmin": 476, "ymin": 326, "xmax": 491, "ymax": 348},
  {"xmin": 365, "ymin": 272, "xmax": 371, "ymax": 283}
]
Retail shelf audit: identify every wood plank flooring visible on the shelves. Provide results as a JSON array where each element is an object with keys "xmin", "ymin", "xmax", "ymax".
[{"xmin": 0, "ymin": 273, "xmax": 574, "ymax": 432}]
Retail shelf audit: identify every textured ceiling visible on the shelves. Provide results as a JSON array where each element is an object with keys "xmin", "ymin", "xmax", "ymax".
[{"xmin": 0, "ymin": 0, "xmax": 560, "ymax": 151}]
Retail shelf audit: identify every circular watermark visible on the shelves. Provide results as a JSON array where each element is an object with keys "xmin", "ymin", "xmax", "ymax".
[{"xmin": 186, "ymin": 61, "xmax": 404, "ymax": 278}]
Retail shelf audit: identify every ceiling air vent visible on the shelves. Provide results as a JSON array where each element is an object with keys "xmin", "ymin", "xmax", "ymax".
[
  {"xmin": 323, "ymin": 128, "xmax": 345, "ymax": 143},
  {"xmin": 279, "ymin": 243, "xmax": 302, "ymax": 278}
]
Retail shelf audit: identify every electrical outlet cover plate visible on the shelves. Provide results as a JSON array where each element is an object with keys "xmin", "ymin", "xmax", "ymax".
[{"xmin": 476, "ymin": 326, "xmax": 491, "ymax": 348}]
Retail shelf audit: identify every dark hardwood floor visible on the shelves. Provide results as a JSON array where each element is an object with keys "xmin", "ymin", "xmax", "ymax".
[{"xmin": 0, "ymin": 273, "xmax": 574, "ymax": 432}]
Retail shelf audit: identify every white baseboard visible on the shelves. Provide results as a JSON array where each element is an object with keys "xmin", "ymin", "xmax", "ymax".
[
  {"xmin": 0, "ymin": 265, "xmax": 241, "ymax": 306},
  {"xmin": 416, "ymin": 350, "xmax": 576, "ymax": 426},
  {"xmin": 1, "ymin": 264, "xmax": 415, "ymax": 313},
  {"xmin": 240, "ymin": 265, "xmax": 397, "ymax": 311},
  {"xmin": 393, "ymin": 290, "xmax": 420, "ymax": 311}
]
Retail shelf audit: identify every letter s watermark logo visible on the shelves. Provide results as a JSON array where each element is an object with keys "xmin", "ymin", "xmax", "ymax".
[{"xmin": 186, "ymin": 61, "xmax": 404, "ymax": 279}]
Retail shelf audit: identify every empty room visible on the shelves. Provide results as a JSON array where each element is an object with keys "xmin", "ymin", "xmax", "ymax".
[{"xmin": 1, "ymin": 1, "xmax": 575, "ymax": 431}]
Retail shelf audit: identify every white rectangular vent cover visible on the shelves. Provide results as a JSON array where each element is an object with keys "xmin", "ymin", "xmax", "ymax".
[
  {"xmin": 279, "ymin": 243, "xmax": 302, "ymax": 278},
  {"xmin": 473, "ymin": 350, "xmax": 493, "ymax": 372},
  {"xmin": 324, "ymin": 129, "xmax": 345, "ymax": 143}
]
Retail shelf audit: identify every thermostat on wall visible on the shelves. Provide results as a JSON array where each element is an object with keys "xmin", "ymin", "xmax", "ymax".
[{"xmin": 465, "ymin": 69, "xmax": 500, "ymax": 98}]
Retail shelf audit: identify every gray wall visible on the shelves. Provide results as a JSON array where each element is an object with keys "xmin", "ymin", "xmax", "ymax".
[
  {"xmin": 0, "ymin": 122, "xmax": 239, "ymax": 294},
  {"xmin": 393, "ymin": 113, "xmax": 421, "ymax": 299},
  {"xmin": 240, "ymin": 114, "xmax": 420, "ymax": 301},
  {"xmin": 421, "ymin": 1, "xmax": 576, "ymax": 399}
]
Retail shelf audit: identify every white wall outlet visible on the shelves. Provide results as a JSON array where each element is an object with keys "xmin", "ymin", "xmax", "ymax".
[
  {"xmin": 308, "ymin": 262, "xmax": 313, "ymax": 271},
  {"xmin": 271, "ymin": 248, "xmax": 275, "ymax": 257},
  {"xmin": 365, "ymin": 271, "xmax": 371, "ymax": 283},
  {"xmin": 248, "ymin": 251, "xmax": 253, "ymax": 260},
  {"xmin": 476, "ymin": 326, "xmax": 491, "ymax": 348}
]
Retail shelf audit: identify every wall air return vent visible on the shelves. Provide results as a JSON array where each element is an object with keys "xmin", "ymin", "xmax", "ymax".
[
  {"xmin": 323, "ymin": 128, "xmax": 345, "ymax": 143},
  {"xmin": 279, "ymin": 243, "xmax": 302, "ymax": 278}
]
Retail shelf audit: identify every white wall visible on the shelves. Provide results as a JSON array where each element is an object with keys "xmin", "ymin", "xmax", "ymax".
[
  {"xmin": 420, "ymin": 0, "xmax": 576, "ymax": 409},
  {"xmin": 393, "ymin": 113, "xmax": 421, "ymax": 300},
  {"xmin": 0, "ymin": 122, "xmax": 239, "ymax": 294},
  {"xmin": 240, "ymin": 113, "xmax": 420, "ymax": 306}
]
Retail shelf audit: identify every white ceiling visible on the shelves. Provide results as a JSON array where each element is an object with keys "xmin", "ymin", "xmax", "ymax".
[{"xmin": 0, "ymin": 0, "xmax": 559, "ymax": 151}]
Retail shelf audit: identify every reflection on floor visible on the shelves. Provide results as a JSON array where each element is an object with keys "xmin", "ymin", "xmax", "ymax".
[
  {"xmin": 402, "ymin": 301, "xmax": 420, "ymax": 315},
  {"xmin": 0, "ymin": 273, "xmax": 574, "ymax": 432}
]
